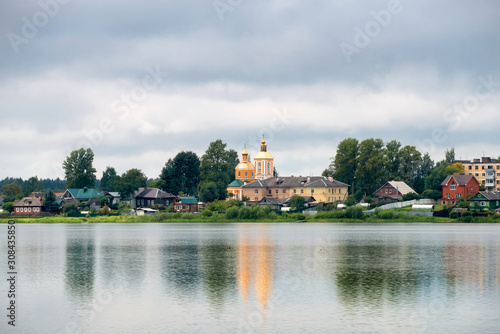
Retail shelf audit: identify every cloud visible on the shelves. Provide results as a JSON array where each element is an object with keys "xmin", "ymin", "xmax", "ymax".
[{"xmin": 0, "ymin": 0, "xmax": 499, "ymax": 180}]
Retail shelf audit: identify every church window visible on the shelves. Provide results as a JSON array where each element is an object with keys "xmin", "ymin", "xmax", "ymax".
[
  {"xmin": 238, "ymin": 171, "xmax": 241, "ymax": 177},
  {"xmin": 252, "ymin": 172, "xmax": 254, "ymax": 176},
  {"xmin": 258, "ymin": 162, "xmax": 261, "ymax": 173},
  {"xmin": 245, "ymin": 171, "xmax": 248, "ymax": 177},
  {"xmin": 267, "ymin": 162, "xmax": 271, "ymax": 173}
]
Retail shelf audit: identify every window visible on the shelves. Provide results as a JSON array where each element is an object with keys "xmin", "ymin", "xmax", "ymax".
[
  {"xmin": 446, "ymin": 193, "xmax": 450, "ymax": 199},
  {"xmin": 389, "ymin": 189, "xmax": 392, "ymax": 193},
  {"xmin": 275, "ymin": 189, "xmax": 278, "ymax": 194},
  {"xmin": 255, "ymin": 197, "xmax": 258, "ymax": 201},
  {"xmin": 468, "ymin": 166, "xmax": 472, "ymax": 170},
  {"xmin": 245, "ymin": 171, "xmax": 248, "ymax": 177},
  {"xmin": 269, "ymin": 190, "xmax": 272, "ymax": 195},
  {"xmin": 456, "ymin": 193, "xmax": 461, "ymax": 198},
  {"xmin": 482, "ymin": 173, "xmax": 485, "ymax": 177},
  {"xmin": 252, "ymin": 172, "xmax": 254, "ymax": 176},
  {"xmin": 329, "ymin": 189, "xmax": 331, "ymax": 193},
  {"xmin": 258, "ymin": 162, "xmax": 261, "ymax": 172},
  {"xmin": 267, "ymin": 162, "xmax": 271, "ymax": 173},
  {"xmin": 283, "ymin": 189, "xmax": 286, "ymax": 194},
  {"xmin": 293, "ymin": 189, "xmax": 296, "ymax": 194},
  {"xmin": 385, "ymin": 189, "xmax": 388, "ymax": 193},
  {"xmin": 16, "ymin": 208, "xmax": 19, "ymax": 212},
  {"xmin": 475, "ymin": 166, "xmax": 478, "ymax": 170},
  {"xmin": 255, "ymin": 189, "xmax": 258, "ymax": 194},
  {"xmin": 311, "ymin": 189, "xmax": 314, "ymax": 194},
  {"xmin": 238, "ymin": 171, "xmax": 241, "ymax": 177},
  {"xmin": 301, "ymin": 189, "xmax": 304, "ymax": 194},
  {"xmin": 450, "ymin": 182, "xmax": 456, "ymax": 190},
  {"xmin": 24, "ymin": 208, "xmax": 27, "ymax": 212},
  {"xmin": 480, "ymin": 201, "xmax": 486, "ymax": 206}
]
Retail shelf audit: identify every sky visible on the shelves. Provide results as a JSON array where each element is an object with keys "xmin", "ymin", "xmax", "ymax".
[{"xmin": 1, "ymin": 0, "xmax": 499, "ymax": 180}]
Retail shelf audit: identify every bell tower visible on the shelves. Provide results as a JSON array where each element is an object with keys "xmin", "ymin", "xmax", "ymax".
[{"xmin": 253, "ymin": 135, "xmax": 274, "ymax": 180}]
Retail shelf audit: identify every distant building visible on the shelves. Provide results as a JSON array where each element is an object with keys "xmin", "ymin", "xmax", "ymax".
[
  {"xmin": 469, "ymin": 191, "xmax": 500, "ymax": 210},
  {"xmin": 457, "ymin": 157, "xmax": 500, "ymax": 191},
  {"xmin": 373, "ymin": 181, "xmax": 416, "ymax": 203},
  {"xmin": 132, "ymin": 188, "xmax": 176, "ymax": 209},
  {"xmin": 243, "ymin": 176, "xmax": 348, "ymax": 203},
  {"xmin": 440, "ymin": 174, "xmax": 480, "ymax": 205},
  {"xmin": 13, "ymin": 197, "xmax": 43, "ymax": 215},
  {"xmin": 60, "ymin": 188, "xmax": 105, "ymax": 202},
  {"xmin": 174, "ymin": 197, "xmax": 199, "ymax": 212}
]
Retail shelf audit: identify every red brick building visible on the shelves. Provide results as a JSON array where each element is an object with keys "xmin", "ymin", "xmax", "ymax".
[{"xmin": 441, "ymin": 174, "xmax": 480, "ymax": 205}]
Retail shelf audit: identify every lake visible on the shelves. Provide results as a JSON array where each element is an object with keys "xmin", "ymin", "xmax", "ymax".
[{"xmin": 1, "ymin": 223, "xmax": 499, "ymax": 333}]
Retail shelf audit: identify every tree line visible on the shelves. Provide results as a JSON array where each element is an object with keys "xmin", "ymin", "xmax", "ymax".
[{"xmin": 323, "ymin": 138, "xmax": 461, "ymax": 201}]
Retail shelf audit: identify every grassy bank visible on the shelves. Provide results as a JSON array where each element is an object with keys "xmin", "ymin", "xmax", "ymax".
[{"xmin": 0, "ymin": 214, "xmax": 473, "ymax": 224}]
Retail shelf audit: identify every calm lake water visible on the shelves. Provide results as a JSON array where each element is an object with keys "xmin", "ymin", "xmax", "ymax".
[{"xmin": 1, "ymin": 223, "xmax": 500, "ymax": 334}]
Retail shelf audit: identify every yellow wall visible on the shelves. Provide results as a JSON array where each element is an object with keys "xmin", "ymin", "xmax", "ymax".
[
  {"xmin": 242, "ymin": 186, "xmax": 348, "ymax": 203},
  {"xmin": 462, "ymin": 162, "xmax": 500, "ymax": 191}
]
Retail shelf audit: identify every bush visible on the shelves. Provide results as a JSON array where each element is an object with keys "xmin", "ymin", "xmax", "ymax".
[
  {"xmin": 225, "ymin": 206, "xmax": 239, "ymax": 219},
  {"xmin": 459, "ymin": 211, "xmax": 472, "ymax": 222},
  {"xmin": 291, "ymin": 213, "xmax": 306, "ymax": 220},
  {"xmin": 2, "ymin": 202, "xmax": 14, "ymax": 213},
  {"xmin": 345, "ymin": 206, "xmax": 364, "ymax": 219},
  {"xmin": 238, "ymin": 206, "xmax": 251, "ymax": 220},
  {"xmin": 63, "ymin": 204, "xmax": 81, "ymax": 217},
  {"xmin": 421, "ymin": 189, "xmax": 442, "ymax": 200},
  {"xmin": 201, "ymin": 209, "xmax": 213, "ymax": 217},
  {"xmin": 267, "ymin": 211, "xmax": 279, "ymax": 220},
  {"xmin": 377, "ymin": 209, "xmax": 394, "ymax": 219},
  {"xmin": 449, "ymin": 211, "xmax": 459, "ymax": 219},
  {"xmin": 402, "ymin": 192, "xmax": 420, "ymax": 201}
]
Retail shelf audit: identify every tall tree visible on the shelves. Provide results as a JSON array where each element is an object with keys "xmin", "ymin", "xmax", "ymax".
[
  {"xmin": 114, "ymin": 168, "xmax": 147, "ymax": 199},
  {"xmin": 160, "ymin": 151, "xmax": 200, "ymax": 195},
  {"xmin": 326, "ymin": 138, "xmax": 359, "ymax": 190},
  {"xmin": 445, "ymin": 148, "xmax": 455, "ymax": 165},
  {"xmin": 200, "ymin": 140, "xmax": 239, "ymax": 200},
  {"xmin": 100, "ymin": 166, "xmax": 117, "ymax": 192},
  {"xmin": 62, "ymin": 148, "xmax": 97, "ymax": 189},
  {"xmin": 355, "ymin": 138, "xmax": 386, "ymax": 196},
  {"xmin": 398, "ymin": 145, "xmax": 422, "ymax": 187},
  {"xmin": 1, "ymin": 182, "xmax": 23, "ymax": 200},
  {"xmin": 43, "ymin": 190, "xmax": 60, "ymax": 213},
  {"xmin": 22, "ymin": 176, "xmax": 44, "ymax": 196},
  {"xmin": 384, "ymin": 140, "xmax": 401, "ymax": 180}
]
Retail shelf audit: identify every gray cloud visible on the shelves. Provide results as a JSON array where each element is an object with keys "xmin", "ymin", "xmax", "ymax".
[{"xmin": 1, "ymin": 0, "xmax": 499, "ymax": 179}]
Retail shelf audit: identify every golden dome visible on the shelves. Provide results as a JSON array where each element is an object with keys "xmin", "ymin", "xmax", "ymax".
[
  {"xmin": 254, "ymin": 151, "xmax": 274, "ymax": 159},
  {"xmin": 236, "ymin": 161, "xmax": 255, "ymax": 170}
]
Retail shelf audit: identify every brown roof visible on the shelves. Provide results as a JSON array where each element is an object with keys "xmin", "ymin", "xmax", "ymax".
[
  {"xmin": 441, "ymin": 174, "xmax": 476, "ymax": 186},
  {"xmin": 13, "ymin": 197, "xmax": 43, "ymax": 207},
  {"xmin": 243, "ymin": 176, "xmax": 349, "ymax": 189}
]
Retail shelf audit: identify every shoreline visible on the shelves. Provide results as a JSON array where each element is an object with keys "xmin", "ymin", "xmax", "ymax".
[{"xmin": 2, "ymin": 216, "xmax": 497, "ymax": 224}]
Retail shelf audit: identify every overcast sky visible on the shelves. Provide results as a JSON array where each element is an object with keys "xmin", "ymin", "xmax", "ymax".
[{"xmin": 1, "ymin": 0, "xmax": 499, "ymax": 180}]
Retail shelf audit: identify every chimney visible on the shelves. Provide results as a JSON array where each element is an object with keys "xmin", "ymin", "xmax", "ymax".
[
  {"xmin": 307, "ymin": 176, "xmax": 310, "ymax": 183},
  {"xmin": 482, "ymin": 157, "xmax": 491, "ymax": 163},
  {"xmin": 328, "ymin": 176, "xmax": 333, "ymax": 182}
]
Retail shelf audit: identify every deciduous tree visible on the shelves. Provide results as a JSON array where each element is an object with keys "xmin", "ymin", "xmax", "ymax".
[
  {"xmin": 62, "ymin": 148, "xmax": 97, "ymax": 189},
  {"xmin": 160, "ymin": 151, "xmax": 200, "ymax": 195}
]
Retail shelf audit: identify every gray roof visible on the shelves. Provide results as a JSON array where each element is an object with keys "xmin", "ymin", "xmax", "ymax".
[
  {"xmin": 134, "ymin": 187, "xmax": 175, "ymax": 199},
  {"xmin": 374, "ymin": 181, "xmax": 416, "ymax": 195},
  {"xmin": 242, "ymin": 176, "xmax": 349, "ymax": 189},
  {"xmin": 474, "ymin": 191, "xmax": 500, "ymax": 201}
]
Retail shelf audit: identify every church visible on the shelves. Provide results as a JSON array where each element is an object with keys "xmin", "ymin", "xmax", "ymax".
[{"xmin": 227, "ymin": 137, "xmax": 349, "ymax": 203}]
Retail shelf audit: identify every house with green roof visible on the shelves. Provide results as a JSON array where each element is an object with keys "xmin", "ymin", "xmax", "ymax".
[
  {"xmin": 60, "ymin": 188, "xmax": 105, "ymax": 203},
  {"xmin": 174, "ymin": 196, "xmax": 199, "ymax": 212},
  {"xmin": 469, "ymin": 191, "xmax": 500, "ymax": 210}
]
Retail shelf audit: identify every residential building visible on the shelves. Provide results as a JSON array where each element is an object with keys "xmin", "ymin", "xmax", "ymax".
[
  {"xmin": 469, "ymin": 191, "xmax": 500, "ymax": 210},
  {"xmin": 457, "ymin": 157, "xmax": 500, "ymax": 191},
  {"xmin": 174, "ymin": 197, "xmax": 199, "ymax": 212},
  {"xmin": 242, "ymin": 176, "xmax": 349, "ymax": 203},
  {"xmin": 13, "ymin": 197, "xmax": 43, "ymax": 215},
  {"xmin": 440, "ymin": 174, "xmax": 480, "ymax": 205},
  {"xmin": 373, "ymin": 181, "xmax": 416, "ymax": 203},
  {"xmin": 257, "ymin": 196, "xmax": 315, "ymax": 211},
  {"xmin": 60, "ymin": 188, "xmax": 105, "ymax": 202},
  {"xmin": 132, "ymin": 187, "xmax": 176, "ymax": 208}
]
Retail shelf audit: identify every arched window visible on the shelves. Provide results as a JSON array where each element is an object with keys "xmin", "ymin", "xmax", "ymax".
[
  {"xmin": 245, "ymin": 171, "xmax": 248, "ymax": 177},
  {"xmin": 267, "ymin": 162, "xmax": 271, "ymax": 173},
  {"xmin": 258, "ymin": 162, "xmax": 261, "ymax": 172}
]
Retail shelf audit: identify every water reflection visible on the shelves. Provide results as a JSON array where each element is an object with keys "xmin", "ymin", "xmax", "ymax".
[
  {"xmin": 237, "ymin": 229, "xmax": 274, "ymax": 310},
  {"xmin": 161, "ymin": 244, "xmax": 200, "ymax": 296},
  {"xmin": 65, "ymin": 229, "xmax": 95, "ymax": 300},
  {"xmin": 200, "ymin": 240, "xmax": 237, "ymax": 307}
]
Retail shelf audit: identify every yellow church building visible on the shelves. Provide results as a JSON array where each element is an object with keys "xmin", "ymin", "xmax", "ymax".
[{"xmin": 227, "ymin": 137, "xmax": 349, "ymax": 203}]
